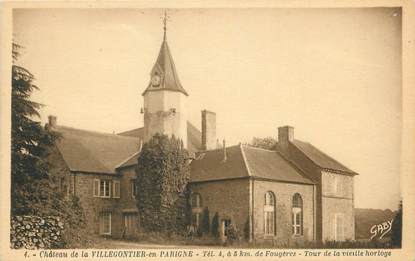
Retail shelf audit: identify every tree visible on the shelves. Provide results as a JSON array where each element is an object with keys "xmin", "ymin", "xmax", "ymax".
[
  {"xmin": 211, "ymin": 212, "xmax": 220, "ymax": 238},
  {"xmin": 11, "ymin": 43, "xmax": 89, "ymax": 248},
  {"xmin": 136, "ymin": 134, "xmax": 191, "ymax": 233},
  {"xmin": 249, "ymin": 137, "xmax": 277, "ymax": 150},
  {"xmin": 11, "ymin": 42, "xmax": 57, "ymax": 215},
  {"xmin": 390, "ymin": 201, "xmax": 402, "ymax": 248}
]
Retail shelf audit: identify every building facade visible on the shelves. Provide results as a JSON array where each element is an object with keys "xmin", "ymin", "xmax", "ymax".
[{"xmin": 46, "ymin": 28, "xmax": 357, "ymax": 244}]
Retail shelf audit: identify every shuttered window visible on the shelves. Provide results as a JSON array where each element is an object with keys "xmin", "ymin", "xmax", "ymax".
[
  {"xmin": 334, "ymin": 213, "xmax": 345, "ymax": 241},
  {"xmin": 93, "ymin": 179, "xmax": 120, "ymax": 198},
  {"xmin": 93, "ymin": 179, "xmax": 100, "ymax": 197},
  {"xmin": 113, "ymin": 180, "xmax": 120, "ymax": 198}
]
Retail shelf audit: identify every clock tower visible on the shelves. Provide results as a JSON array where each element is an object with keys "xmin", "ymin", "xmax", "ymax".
[{"xmin": 142, "ymin": 14, "xmax": 188, "ymax": 148}]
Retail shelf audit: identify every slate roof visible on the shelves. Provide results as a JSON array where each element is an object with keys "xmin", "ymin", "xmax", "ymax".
[
  {"xmin": 291, "ymin": 140, "xmax": 357, "ymax": 175},
  {"xmin": 54, "ymin": 126, "xmax": 141, "ymax": 174},
  {"xmin": 142, "ymin": 40, "xmax": 188, "ymax": 96},
  {"xmin": 190, "ymin": 145, "xmax": 314, "ymax": 184}
]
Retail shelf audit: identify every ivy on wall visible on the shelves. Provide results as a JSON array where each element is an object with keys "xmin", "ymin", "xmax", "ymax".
[{"xmin": 136, "ymin": 134, "xmax": 191, "ymax": 233}]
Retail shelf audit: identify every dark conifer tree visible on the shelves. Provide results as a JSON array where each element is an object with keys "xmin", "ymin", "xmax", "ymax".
[
  {"xmin": 390, "ymin": 201, "xmax": 402, "ymax": 248},
  {"xmin": 11, "ymin": 43, "xmax": 57, "ymax": 215}
]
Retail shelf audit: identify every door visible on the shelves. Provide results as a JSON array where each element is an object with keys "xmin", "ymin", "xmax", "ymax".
[{"xmin": 124, "ymin": 213, "xmax": 138, "ymax": 237}]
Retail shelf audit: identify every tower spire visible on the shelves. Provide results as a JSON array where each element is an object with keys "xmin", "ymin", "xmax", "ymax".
[{"xmin": 163, "ymin": 10, "xmax": 168, "ymax": 41}]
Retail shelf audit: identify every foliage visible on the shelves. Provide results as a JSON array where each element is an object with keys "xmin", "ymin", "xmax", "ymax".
[
  {"xmin": 390, "ymin": 201, "xmax": 402, "ymax": 248},
  {"xmin": 136, "ymin": 134, "xmax": 191, "ymax": 233},
  {"xmin": 225, "ymin": 223, "xmax": 239, "ymax": 245},
  {"xmin": 200, "ymin": 207, "xmax": 210, "ymax": 236},
  {"xmin": 243, "ymin": 217, "xmax": 250, "ymax": 240},
  {"xmin": 249, "ymin": 137, "xmax": 277, "ymax": 150},
  {"xmin": 211, "ymin": 212, "xmax": 220, "ymax": 238},
  {"xmin": 11, "ymin": 43, "xmax": 89, "ymax": 248},
  {"xmin": 354, "ymin": 207, "xmax": 396, "ymax": 240},
  {"xmin": 11, "ymin": 43, "xmax": 57, "ymax": 215}
]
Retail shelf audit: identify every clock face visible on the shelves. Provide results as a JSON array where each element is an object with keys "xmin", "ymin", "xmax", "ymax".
[{"xmin": 151, "ymin": 75, "xmax": 161, "ymax": 87}]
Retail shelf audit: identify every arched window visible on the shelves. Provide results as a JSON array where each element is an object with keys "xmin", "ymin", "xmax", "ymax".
[
  {"xmin": 264, "ymin": 191, "xmax": 276, "ymax": 236},
  {"xmin": 191, "ymin": 193, "xmax": 202, "ymax": 228},
  {"xmin": 292, "ymin": 193, "xmax": 303, "ymax": 236}
]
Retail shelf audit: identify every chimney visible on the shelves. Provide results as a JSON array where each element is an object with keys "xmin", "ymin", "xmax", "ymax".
[
  {"xmin": 201, "ymin": 110, "xmax": 216, "ymax": 151},
  {"xmin": 278, "ymin": 126, "xmax": 294, "ymax": 149},
  {"xmin": 222, "ymin": 139, "xmax": 227, "ymax": 162},
  {"xmin": 47, "ymin": 115, "xmax": 57, "ymax": 129}
]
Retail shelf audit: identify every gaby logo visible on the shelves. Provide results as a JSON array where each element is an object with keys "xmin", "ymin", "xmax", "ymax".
[{"xmin": 370, "ymin": 219, "xmax": 393, "ymax": 240}]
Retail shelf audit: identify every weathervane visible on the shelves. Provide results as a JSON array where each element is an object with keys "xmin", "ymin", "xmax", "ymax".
[{"xmin": 162, "ymin": 10, "xmax": 170, "ymax": 41}]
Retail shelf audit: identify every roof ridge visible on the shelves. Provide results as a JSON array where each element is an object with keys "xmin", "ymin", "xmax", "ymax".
[
  {"xmin": 58, "ymin": 125, "xmax": 140, "ymax": 140},
  {"xmin": 115, "ymin": 150, "xmax": 140, "ymax": 169},
  {"xmin": 240, "ymin": 144, "xmax": 252, "ymax": 177},
  {"xmin": 243, "ymin": 145, "xmax": 276, "ymax": 152}
]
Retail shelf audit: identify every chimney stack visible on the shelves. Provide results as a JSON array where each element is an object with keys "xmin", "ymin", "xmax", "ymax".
[
  {"xmin": 222, "ymin": 139, "xmax": 227, "ymax": 162},
  {"xmin": 47, "ymin": 115, "xmax": 57, "ymax": 129},
  {"xmin": 201, "ymin": 110, "xmax": 216, "ymax": 151},
  {"xmin": 278, "ymin": 126, "xmax": 294, "ymax": 149}
]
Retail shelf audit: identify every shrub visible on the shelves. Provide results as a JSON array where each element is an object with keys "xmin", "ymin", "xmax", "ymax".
[
  {"xmin": 211, "ymin": 212, "xmax": 220, "ymax": 238},
  {"xmin": 243, "ymin": 217, "xmax": 250, "ymax": 240},
  {"xmin": 201, "ymin": 207, "xmax": 210, "ymax": 236}
]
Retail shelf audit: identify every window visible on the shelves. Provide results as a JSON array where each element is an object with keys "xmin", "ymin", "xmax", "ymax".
[
  {"xmin": 264, "ymin": 191, "xmax": 276, "ymax": 236},
  {"xmin": 93, "ymin": 179, "xmax": 120, "ymax": 198},
  {"xmin": 100, "ymin": 180, "xmax": 111, "ymax": 198},
  {"xmin": 131, "ymin": 179, "xmax": 137, "ymax": 199},
  {"xmin": 334, "ymin": 213, "xmax": 345, "ymax": 241},
  {"xmin": 191, "ymin": 193, "xmax": 202, "ymax": 228},
  {"xmin": 113, "ymin": 180, "xmax": 120, "ymax": 198},
  {"xmin": 292, "ymin": 193, "xmax": 303, "ymax": 236},
  {"xmin": 124, "ymin": 213, "xmax": 137, "ymax": 230},
  {"xmin": 99, "ymin": 212, "xmax": 111, "ymax": 235}
]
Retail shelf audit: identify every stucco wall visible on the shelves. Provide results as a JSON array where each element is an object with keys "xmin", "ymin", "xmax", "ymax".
[
  {"xmin": 321, "ymin": 171, "xmax": 355, "ymax": 241},
  {"xmin": 143, "ymin": 90, "xmax": 188, "ymax": 148},
  {"xmin": 253, "ymin": 180, "xmax": 315, "ymax": 244}
]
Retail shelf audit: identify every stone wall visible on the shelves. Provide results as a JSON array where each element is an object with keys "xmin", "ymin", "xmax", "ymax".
[
  {"xmin": 252, "ymin": 180, "xmax": 315, "ymax": 245},
  {"xmin": 277, "ymin": 141, "xmax": 323, "ymax": 241},
  {"xmin": 47, "ymin": 145, "xmax": 143, "ymax": 239},
  {"xmin": 74, "ymin": 173, "xmax": 122, "ymax": 237},
  {"xmin": 189, "ymin": 179, "xmax": 250, "ymax": 237}
]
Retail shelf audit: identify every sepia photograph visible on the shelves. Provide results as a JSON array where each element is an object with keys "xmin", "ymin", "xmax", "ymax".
[{"xmin": 1, "ymin": 2, "xmax": 414, "ymax": 259}]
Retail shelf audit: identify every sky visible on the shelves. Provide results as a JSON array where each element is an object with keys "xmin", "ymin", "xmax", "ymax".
[{"xmin": 13, "ymin": 8, "xmax": 402, "ymax": 210}]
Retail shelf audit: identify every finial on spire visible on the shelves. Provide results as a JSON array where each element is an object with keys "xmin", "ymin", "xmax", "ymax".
[{"xmin": 162, "ymin": 10, "xmax": 169, "ymax": 41}]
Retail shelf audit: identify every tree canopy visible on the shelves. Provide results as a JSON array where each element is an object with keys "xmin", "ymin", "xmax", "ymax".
[{"xmin": 249, "ymin": 137, "xmax": 277, "ymax": 150}]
